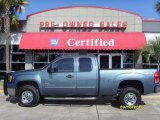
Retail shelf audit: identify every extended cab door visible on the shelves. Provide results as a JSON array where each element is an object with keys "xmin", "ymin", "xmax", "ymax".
[
  {"xmin": 76, "ymin": 57, "xmax": 98, "ymax": 96},
  {"xmin": 43, "ymin": 57, "xmax": 76, "ymax": 96}
]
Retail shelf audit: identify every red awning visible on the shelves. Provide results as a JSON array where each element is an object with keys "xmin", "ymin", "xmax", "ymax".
[{"xmin": 19, "ymin": 32, "xmax": 146, "ymax": 50}]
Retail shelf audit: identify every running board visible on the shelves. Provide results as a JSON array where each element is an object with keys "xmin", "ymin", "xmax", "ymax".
[{"xmin": 44, "ymin": 97, "xmax": 97, "ymax": 100}]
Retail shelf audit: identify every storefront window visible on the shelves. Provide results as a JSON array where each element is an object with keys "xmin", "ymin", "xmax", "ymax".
[
  {"xmin": 49, "ymin": 53, "xmax": 62, "ymax": 62},
  {"xmin": 0, "ymin": 63, "xmax": 6, "ymax": 71},
  {"xmin": 142, "ymin": 55, "xmax": 150, "ymax": 63},
  {"xmin": 11, "ymin": 45, "xmax": 25, "ymax": 71},
  {"xmin": 34, "ymin": 53, "xmax": 48, "ymax": 62},
  {"xmin": 12, "ymin": 54, "xmax": 25, "ymax": 62},
  {"xmin": 123, "ymin": 54, "xmax": 134, "ymax": 68},
  {"xmin": 12, "ymin": 45, "xmax": 24, "ymax": 52},
  {"xmin": 142, "ymin": 55, "xmax": 158, "ymax": 64},
  {"xmin": 99, "ymin": 53, "xmax": 134, "ymax": 69},
  {"xmin": 100, "ymin": 55, "xmax": 109, "ymax": 69},
  {"xmin": 0, "ymin": 45, "xmax": 6, "ymax": 78},
  {"xmin": 12, "ymin": 63, "xmax": 25, "ymax": 71},
  {"xmin": 33, "ymin": 51, "xmax": 62, "ymax": 69},
  {"xmin": 34, "ymin": 63, "xmax": 48, "ymax": 69},
  {"xmin": 112, "ymin": 56, "xmax": 121, "ymax": 69},
  {"xmin": 142, "ymin": 55, "xmax": 158, "ymax": 69},
  {"xmin": 142, "ymin": 65, "xmax": 157, "ymax": 69},
  {"xmin": 0, "ymin": 72, "xmax": 6, "ymax": 79},
  {"xmin": 0, "ymin": 45, "xmax": 6, "ymax": 62}
]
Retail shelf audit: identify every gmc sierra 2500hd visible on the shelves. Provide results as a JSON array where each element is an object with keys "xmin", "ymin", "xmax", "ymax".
[{"xmin": 4, "ymin": 55, "xmax": 160, "ymax": 108}]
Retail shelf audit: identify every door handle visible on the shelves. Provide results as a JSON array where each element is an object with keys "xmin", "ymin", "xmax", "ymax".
[{"xmin": 66, "ymin": 75, "xmax": 74, "ymax": 78}]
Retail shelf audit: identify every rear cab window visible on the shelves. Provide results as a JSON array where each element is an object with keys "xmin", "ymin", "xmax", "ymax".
[{"xmin": 78, "ymin": 57, "xmax": 92, "ymax": 72}]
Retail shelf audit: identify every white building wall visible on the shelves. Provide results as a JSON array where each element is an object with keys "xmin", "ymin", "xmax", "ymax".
[
  {"xmin": 145, "ymin": 33, "xmax": 160, "ymax": 43},
  {"xmin": 26, "ymin": 6, "xmax": 142, "ymax": 32}
]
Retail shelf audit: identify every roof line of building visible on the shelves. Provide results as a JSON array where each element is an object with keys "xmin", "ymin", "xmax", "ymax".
[
  {"xmin": 27, "ymin": 6, "xmax": 143, "ymax": 19},
  {"xmin": 143, "ymin": 19, "xmax": 160, "ymax": 22}
]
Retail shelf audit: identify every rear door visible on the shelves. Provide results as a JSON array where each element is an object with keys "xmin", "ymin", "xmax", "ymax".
[{"xmin": 76, "ymin": 57, "xmax": 98, "ymax": 96}]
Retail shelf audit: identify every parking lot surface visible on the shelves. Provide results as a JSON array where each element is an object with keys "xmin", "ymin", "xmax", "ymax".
[{"xmin": 0, "ymin": 93, "xmax": 160, "ymax": 120}]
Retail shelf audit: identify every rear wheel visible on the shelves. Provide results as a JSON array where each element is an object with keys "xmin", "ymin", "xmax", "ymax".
[
  {"xmin": 18, "ymin": 85, "xmax": 40, "ymax": 107},
  {"xmin": 119, "ymin": 87, "xmax": 141, "ymax": 109}
]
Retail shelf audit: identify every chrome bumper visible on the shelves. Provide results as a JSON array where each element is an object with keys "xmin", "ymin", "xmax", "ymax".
[{"xmin": 7, "ymin": 88, "xmax": 16, "ymax": 97}]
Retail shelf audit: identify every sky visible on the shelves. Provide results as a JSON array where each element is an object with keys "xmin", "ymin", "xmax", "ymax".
[{"xmin": 19, "ymin": 0, "xmax": 160, "ymax": 20}]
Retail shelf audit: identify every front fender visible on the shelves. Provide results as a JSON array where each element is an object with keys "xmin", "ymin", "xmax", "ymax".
[{"xmin": 14, "ymin": 74, "xmax": 42, "ymax": 93}]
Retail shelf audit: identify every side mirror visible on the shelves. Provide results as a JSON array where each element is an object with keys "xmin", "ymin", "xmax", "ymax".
[{"xmin": 48, "ymin": 63, "xmax": 54, "ymax": 73}]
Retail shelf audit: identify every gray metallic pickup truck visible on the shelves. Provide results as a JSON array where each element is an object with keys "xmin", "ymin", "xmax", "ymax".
[{"xmin": 3, "ymin": 55, "xmax": 160, "ymax": 108}]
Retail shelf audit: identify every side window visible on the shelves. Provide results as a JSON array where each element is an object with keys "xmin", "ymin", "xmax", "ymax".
[
  {"xmin": 54, "ymin": 58, "xmax": 74, "ymax": 73},
  {"xmin": 79, "ymin": 58, "xmax": 92, "ymax": 72}
]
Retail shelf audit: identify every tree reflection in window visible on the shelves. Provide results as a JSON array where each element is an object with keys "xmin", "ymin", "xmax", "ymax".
[{"xmin": 53, "ymin": 58, "xmax": 74, "ymax": 72}]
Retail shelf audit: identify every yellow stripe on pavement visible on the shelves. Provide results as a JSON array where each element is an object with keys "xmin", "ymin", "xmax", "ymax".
[{"xmin": 0, "ymin": 90, "xmax": 3, "ymax": 93}]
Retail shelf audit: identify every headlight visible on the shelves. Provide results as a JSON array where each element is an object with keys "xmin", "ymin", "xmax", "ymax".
[{"xmin": 7, "ymin": 74, "xmax": 13, "ymax": 83}]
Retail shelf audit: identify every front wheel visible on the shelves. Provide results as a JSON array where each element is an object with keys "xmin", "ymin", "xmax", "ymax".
[
  {"xmin": 18, "ymin": 85, "xmax": 40, "ymax": 107},
  {"xmin": 119, "ymin": 87, "xmax": 141, "ymax": 109}
]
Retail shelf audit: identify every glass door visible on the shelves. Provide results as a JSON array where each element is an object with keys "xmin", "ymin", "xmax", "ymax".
[
  {"xmin": 111, "ymin": 55, "xmax": 122, "ymax": 69},
  {"xmin": 99, "ymin": 55, "xmax": 109, "ymax": 69},
  {"xmin": 99, "ymin": 54, "xmax": 123, "ymax": 69}
]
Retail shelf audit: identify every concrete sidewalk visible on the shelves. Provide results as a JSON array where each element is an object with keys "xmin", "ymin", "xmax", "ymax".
[{"xmin": 0, "ymin": 94, "xmax": 160, "ymax": 120}]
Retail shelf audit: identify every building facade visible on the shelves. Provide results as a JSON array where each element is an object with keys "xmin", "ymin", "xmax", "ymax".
[{"xmin": 0, "ymin": 6, "xmax": 160, "ymax": 78}]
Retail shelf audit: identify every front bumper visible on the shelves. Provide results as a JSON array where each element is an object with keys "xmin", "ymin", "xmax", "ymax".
[
  {"xmin": 3, "ymin": 73, "xmax": 16, "ymax": 97},
  {"xmin": 7, "ymin": 88, "xmax": 16, "ymax": 97},
  {"xmin": 3, "ymin": 77, "xmax": 16, "ymax": 96},
  {"xmin": 154, "ymin": 85, "xmax": 160, "ymax": 93}
]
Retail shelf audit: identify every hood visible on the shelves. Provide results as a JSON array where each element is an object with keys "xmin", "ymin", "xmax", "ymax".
[{"xmin": 10, "ymin": 68, "xmax": 43, "ymax": 77}]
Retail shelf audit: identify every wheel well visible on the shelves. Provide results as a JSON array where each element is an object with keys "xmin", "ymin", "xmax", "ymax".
[
  {"xmin": 118, "ymin": 80, "xmax": 144, "ymax": 94},
  {"xmin": 16, "ymin": 81, "xmax": 40, "ymax": 94}
]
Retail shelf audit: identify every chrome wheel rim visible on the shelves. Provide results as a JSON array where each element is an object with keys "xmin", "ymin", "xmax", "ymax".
[
  {"xmin": 21, "ymin": 91, "xmax": 33, "ymax": 104},
  {"xmin": 124, "ymin": 92, "xmax": 137, "ymax": 106}
]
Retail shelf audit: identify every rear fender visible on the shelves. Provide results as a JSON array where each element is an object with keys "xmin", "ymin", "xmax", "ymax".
[{"xmin": 113, "ymin": 73, "xmax": 146, "ymax": 94}]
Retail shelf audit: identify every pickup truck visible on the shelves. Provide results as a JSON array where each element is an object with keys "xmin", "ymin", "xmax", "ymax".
[{"xmin": 3, "ymin": 55, "xmax": 160, "ymax": 108}]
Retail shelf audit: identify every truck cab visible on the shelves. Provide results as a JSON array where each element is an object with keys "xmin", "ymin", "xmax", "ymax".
[{"xmin": 41, "ymin": 55, "xmax": 98, "ymax": 96}]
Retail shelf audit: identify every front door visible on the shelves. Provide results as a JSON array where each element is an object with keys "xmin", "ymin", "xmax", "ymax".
[{"xmin": 43, "ymin": 57, "xmax": 76, "ymax": 96}]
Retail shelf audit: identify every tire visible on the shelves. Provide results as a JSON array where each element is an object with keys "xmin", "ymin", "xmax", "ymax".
[
  {"xmin": 114, "ymin": 96, "xmax": 119, "ymax": 101},
  {"xmin": 119, "ymin": 87, "xmax": 141, "ymax": 110},
  {"xmin": 18, "ymin": 85, "xmax": 40, "ymax": 107}
]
